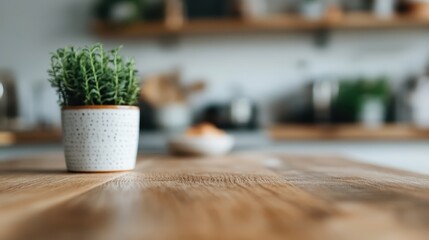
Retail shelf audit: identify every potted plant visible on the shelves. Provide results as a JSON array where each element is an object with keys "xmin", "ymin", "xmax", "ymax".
[{"xmin": 48, "ymin": 44, "xmax": 140, "ymax": 172}]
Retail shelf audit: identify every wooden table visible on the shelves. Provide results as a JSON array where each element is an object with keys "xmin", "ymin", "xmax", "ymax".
[{"xmin": 1, "ymin": 153, "xmax": 429, "ymax": 240}]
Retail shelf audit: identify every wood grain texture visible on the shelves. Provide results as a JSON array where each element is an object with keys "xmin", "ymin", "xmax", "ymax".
[
  {"xmin": 0, "ymin": 153, "xmax": 428, "ymax": 240},
  {"xmin": 269, "ymin": 124, "xmax": 429, "ymax": 140}
]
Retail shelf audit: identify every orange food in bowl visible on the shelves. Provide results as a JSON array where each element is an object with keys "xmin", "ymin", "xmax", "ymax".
[{"xmin": 185, "ymin": 123, "xmax": 225, "ymax": 137}]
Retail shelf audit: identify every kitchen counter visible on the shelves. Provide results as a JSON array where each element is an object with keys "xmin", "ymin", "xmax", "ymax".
[
  {"xmin": 3, "ymin": 132, "xmax": 429, "ymax": 175},
  {"xmin": 1, "ymin": 153, "xmax": 428, "ymax": 240}
]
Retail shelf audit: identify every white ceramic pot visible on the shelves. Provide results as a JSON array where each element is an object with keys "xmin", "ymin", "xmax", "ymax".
[{"xmin": 61, "ymin": 106, "xmax": 140, "ymax": 172}]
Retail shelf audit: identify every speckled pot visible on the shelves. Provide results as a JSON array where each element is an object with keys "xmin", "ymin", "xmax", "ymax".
[{"xmin": 61, "ymin": 106, "xmax": 140, "ymax": 173}]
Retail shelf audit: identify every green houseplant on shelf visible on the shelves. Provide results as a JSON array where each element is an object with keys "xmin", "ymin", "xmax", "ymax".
[{"xmin": 48, "ymin": 43, "xmax": 140, "ymax": 172}]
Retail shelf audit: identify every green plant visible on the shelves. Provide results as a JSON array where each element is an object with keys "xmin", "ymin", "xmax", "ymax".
[
  {"xmin": 333, "ymin": 76, "xmax": 391, "ymax": 122},
  {"xmin": 48, "ymin": 43, "xmax": 139, "ymax": 106}
]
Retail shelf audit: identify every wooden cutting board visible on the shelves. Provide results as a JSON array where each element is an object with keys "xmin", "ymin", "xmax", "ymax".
[{"xmin": 0, "ymin": 153, "xmax": 428, "ymax": 240}]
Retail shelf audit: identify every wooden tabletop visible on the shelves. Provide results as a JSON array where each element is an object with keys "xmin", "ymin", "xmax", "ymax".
[{"xmin": 1, "ymin": 153, "xmax": 429, "ymax": 240}]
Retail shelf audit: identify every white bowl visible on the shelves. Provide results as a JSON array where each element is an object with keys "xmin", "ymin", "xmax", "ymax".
[{"xmin": 168, "ymin": 134, "xmax": 235, "ymax": 156}]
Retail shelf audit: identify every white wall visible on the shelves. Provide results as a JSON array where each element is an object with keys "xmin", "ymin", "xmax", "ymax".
[{"xmin": 2, "ymin": 0, "xmax": 429, "ymax": 127}]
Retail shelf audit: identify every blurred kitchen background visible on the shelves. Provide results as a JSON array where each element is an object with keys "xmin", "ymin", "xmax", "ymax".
[{"xmin": 2, "ymin": 0, "xmax": 429, "ymax": 173}]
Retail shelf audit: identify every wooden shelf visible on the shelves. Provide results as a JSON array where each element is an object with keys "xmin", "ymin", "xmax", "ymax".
[
  {"xmin": 269, "ymin": 124, "xmax": 429, "ymax": 141},
  {"xmin": 0, "ymin": 130, "xmax": 62, "ymax": 146},
  {"xmin": 93, "ymin": 13, "xmax": 429, "ymax": 38}
]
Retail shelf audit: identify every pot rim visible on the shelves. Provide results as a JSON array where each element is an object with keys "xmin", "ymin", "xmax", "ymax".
[{"xmin": 62, "ymin": 105, "xmax": 139, "ymax": 111}]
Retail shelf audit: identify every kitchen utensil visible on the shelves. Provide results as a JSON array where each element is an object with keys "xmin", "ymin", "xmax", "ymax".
[
  {"xmin": 140, "ymin": 70, "xmax": 205, "ymax": 107},
  {"xmin": 140, "ymin": 70, "xmax": 182, "ymax": 107},
  {"xmin": 140, "ymin": 69, "xmax": 206, "ymax": 131}
]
